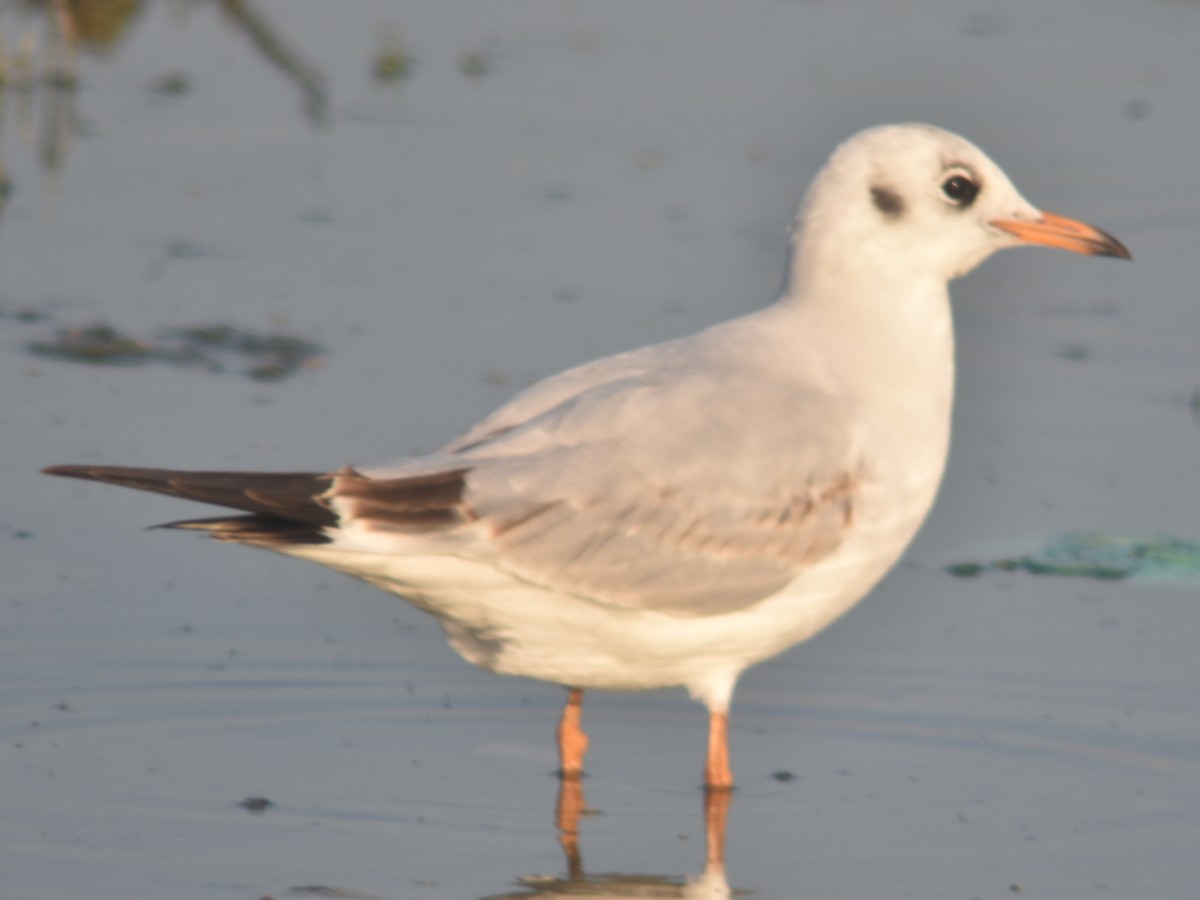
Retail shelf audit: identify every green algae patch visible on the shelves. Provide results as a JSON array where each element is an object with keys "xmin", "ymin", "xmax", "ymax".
[
  {"xmin": 27, "ymin": 322, "xmax": 322, "ymax": 382},
  {"xmin": 947, "ymin": 533, "xmax": 1200, "ymax": 584}
]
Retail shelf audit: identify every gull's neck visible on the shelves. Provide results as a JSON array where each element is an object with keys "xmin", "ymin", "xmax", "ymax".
[
  {"xmin": 779, "ymin": 224, "xmax": 952, "ymax": 332},
  {"xmin": 769, "ymin": 222, "xmax": 958, "ymax": 423}
]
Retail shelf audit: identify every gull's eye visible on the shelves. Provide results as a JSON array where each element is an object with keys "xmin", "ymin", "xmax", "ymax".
[{"xmin": 941, "ymin": 174, "xmax": 979, "ymax": 207}]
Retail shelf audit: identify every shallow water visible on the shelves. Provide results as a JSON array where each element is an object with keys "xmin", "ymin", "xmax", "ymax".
[{"xmin": 5, "ymin": 2, "xmax": 1200, "ymax": 897}]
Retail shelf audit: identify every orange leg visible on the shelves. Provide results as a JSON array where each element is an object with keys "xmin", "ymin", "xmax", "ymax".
[
  {"xmin": 557, "ymin": 687, "xmax": 589, "ymax": 779},
  {"xmin": 704, "ymin": 709, "xmax": 734, "ymax": 790}
]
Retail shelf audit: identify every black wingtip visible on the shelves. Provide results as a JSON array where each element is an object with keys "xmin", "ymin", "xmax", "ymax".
[{"xmin": 43, "ymin": 464, "xmax": 90, "ymax": 478}]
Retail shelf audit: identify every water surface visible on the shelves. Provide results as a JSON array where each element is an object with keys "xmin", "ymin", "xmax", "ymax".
[{"xmin": 4, "ymin": 2, "xmax": 1199, "ymax": 897}]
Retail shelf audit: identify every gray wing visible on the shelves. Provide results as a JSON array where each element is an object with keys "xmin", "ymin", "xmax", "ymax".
[
  {"xmin": 354, "ymin": 352, "xmax": 866, "ymax": 617},
  {"xmin": 466, "ymin": 367, "xmax": 862, "ymax": 615},
  {"xmin": 445, "ymin": 337, "xmax": 695, "ymax": 453},
  {"xmin": 46, "ymin": 316, "xmax": 867, "ymax": 617}
]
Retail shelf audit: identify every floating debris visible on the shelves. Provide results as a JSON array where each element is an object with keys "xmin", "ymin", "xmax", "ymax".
[
  {"xmin": 162, "ymin": 239, "xmax": 219, "ymax": 259},
  {"xmin": 149, "ymin": 71, "xmax": 191, "ymax": 96},
  {"xmin": 163, "ymin": 324, "xmax": 322, "ymax": 381},
  {"xmin": 28, "ymin": 324, "xmax": 154, "ymax": 366},
  {"xmin": 372, "ymin": 28, "xmax": 413, "ymax": 82},
  {"xmin": 238, "ymin": 796, "xmax": 273, "ymax": 814},
  {"xmin": 944, "ymin": 562, "xmax": 986, "ymax": 578},
  {"xmin": 947, "ymin": 532, "xmax": 1200, "ymax": 583},
  {"xmin": 1124, "ymin": 98, "xmax": 1150, "ymax": 122},
  {"xmin": 27, "ymin": 322, "xmax": 322, "ymax": 382},
  {"xmin": 1055, "ymin": 342, "xmax": 1092, "ymax": 362},
  {"xmin": 0, "ymin": 304, "xmax": 51, "ymax": 323},
  {"xmin": 460, "ymin": 50, "xmax": 490, "ymax": 78}
]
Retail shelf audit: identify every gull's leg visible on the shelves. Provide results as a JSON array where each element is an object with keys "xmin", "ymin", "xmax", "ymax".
[
  {"xmin": 704, "ymin": 709, "xmax": 734, "ymax": 790},
  {"xmin": 557, "ymin": 687, "xmax": 589, "ymax": 779}
]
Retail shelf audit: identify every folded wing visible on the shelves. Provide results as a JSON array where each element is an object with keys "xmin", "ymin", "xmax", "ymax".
[{"xmin": 45, "ymin": 333, "xmax": 865, "ymax": 618}]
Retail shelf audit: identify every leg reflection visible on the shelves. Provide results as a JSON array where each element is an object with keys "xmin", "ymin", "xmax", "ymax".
[
  {"xmin": 550, "ymin": 776, "xmax": 733, "ymax": 894},
  {"xmin": 703, "ymin": 787, "xmax": 731, "ymax": 871},
  {"xmin": 555, "ymin": 775, "xmax": 587, "ymax": 879}
]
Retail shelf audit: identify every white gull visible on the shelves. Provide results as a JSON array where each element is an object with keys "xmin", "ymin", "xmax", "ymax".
[{"xmin": 45, "ymin": 124, "xmax": 1129, "ymax": 790}]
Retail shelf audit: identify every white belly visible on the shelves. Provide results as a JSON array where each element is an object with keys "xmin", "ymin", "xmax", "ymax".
[{"xmin": 285, "ymin": 477, "xmax": 932, "ymax": 708}]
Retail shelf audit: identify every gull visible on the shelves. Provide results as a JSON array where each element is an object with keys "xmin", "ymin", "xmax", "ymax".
[{"xmin": 44, "ymin": 124, "xmax": 1129, "ymax": 791}]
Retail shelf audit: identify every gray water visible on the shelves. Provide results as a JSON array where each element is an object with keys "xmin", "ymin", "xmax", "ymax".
[{"xmin": 4, "ymin": 2, "xmax": 1199, "ymax": 897}]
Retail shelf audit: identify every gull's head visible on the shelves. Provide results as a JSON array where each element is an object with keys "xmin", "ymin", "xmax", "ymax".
[{"xmin": 787, "ymin": 124, "xmax": 1129, "ymax": 294}]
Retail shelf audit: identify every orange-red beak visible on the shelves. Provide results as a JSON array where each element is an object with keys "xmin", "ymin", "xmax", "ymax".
[{"xmin": 992, "ymin": 211, "xmax": 1131, "ymax": 260}]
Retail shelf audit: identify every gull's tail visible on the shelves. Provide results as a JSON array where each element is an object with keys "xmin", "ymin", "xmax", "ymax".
[
  {"xmin": 42, "ymin": 463, "xmax": 473, "ymax": 546},
  {"xmin": 42, "ymin": 464, "xmax": 337, "ymax": 545}
]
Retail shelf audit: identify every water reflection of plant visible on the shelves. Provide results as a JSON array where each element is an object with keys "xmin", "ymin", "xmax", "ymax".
[
  {"xmin": 0, "ymin": 0, "xmax": 87, "ymax": 192},
  {"xmin": 0, "ymin": 0, "xmax": 330, "ymax": 199}
]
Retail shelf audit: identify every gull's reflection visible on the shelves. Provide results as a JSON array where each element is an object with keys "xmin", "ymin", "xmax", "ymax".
[{"xmin": 483, "ymin": 779, "xmax": 740, "ymax": 899}]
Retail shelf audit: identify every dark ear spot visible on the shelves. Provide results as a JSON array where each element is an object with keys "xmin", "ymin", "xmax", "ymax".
[{"xmin": 870, "ymin": 184, "xmax": 905, "ymax": 219}]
